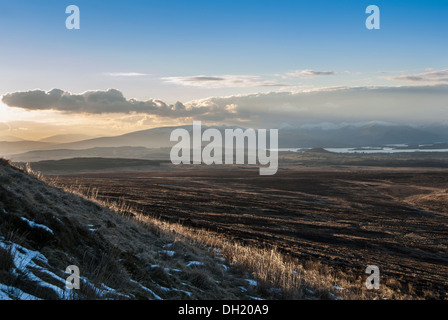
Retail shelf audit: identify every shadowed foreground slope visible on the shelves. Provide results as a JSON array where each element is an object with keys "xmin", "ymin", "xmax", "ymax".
[{"xmin": 0, "ymin": 158, "xmax": 263, "ymax": 300}]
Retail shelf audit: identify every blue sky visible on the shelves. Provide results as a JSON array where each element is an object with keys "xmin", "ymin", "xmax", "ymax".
[{"xmin": 0, "ymin": 0, "xmax": 447, "ymax": 138}]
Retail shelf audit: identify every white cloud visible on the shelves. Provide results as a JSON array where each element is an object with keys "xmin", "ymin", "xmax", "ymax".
[
  {"xmin": 162, "ymin": 75, "xmax": 289, "ymax": 88},
  {"xmin": 286, "ymin": 70, "xmax": 336, "ymax": 77},
  {"xmin": 106, "ymin": 72, "xmax": 150, "ymax": 77},
  {"xmin": 389, "ymin": 69, "xmax": 448, "ymax": 83}
]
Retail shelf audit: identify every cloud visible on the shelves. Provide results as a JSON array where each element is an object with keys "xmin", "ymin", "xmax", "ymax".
[
  {"xmin": 184, "ymin": 84, "xmax": 448, "ymax": 126},
  {"xmin": 3, "ymin": 85, "xmax": 447, "ymax": 126},
  {"xmin": 286, "ymin": 70, "xmax": 336, "ymax": 77},
  {"xmin": 163, "ymin": 70, "xmax": 338, "ymax": 88},
  {"xmin": 1, "ymin": 88, "xmax": 238, "ymax": 120},
  {"xmin": 389, "ymin": 69, "xmax": 448, "ymax": 83},
  {"xmin": 106, "ymin": 72, "xmax": 150, "ymax": 77},
  {"xmin": 163, "ymin": 75, "xmax": 289, "ymax": 88}
]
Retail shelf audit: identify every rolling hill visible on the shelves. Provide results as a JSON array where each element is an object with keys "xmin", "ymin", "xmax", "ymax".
[{"xmin": 2, "ymin": 123, "xmax": 448, "ymax": 162}]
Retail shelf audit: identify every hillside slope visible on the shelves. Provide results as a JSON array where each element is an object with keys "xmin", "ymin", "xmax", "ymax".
[{"xmin": 0, "ymin": 158, "xmax": 262, "ymax": 300}]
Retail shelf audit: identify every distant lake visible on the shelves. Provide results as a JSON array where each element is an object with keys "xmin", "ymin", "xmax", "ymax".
[{"xmin": 277, "ymin": 147, "xmax": 448, "ymax": 154}]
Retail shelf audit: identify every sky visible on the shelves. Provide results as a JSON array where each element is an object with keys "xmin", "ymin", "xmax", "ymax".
[{"xmin": 0, "ymin": 0, "xmax": 447, "ymax": 140}]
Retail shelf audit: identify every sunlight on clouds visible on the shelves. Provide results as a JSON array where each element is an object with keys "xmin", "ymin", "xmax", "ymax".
[
  {"xmin": 0, "ymin": 99, "xmax": 185, "ymax": 140},
  {"xmin": 0, "ymin": 101, "xmax": 30, "ymax": 123}
]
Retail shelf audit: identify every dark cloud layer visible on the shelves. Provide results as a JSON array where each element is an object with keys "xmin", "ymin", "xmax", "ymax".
[
  {"xmin": 1, "ymin": 88, "xmax": 235, "ymax": 119},
  {"xmin": 187, "ymin": 84, "xmax": 448, "ymax": 126},
  {"xmin": 2, "ymin": 85, "xmax": 448, "ymax": 126}
]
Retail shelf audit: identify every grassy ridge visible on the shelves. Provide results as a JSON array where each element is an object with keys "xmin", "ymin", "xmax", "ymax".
[{"xmin": 0, "ymin": 158, "xmax": 263, "ymax": 300}]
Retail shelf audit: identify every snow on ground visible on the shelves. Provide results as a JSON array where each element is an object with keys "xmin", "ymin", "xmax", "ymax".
[
  {"xmin": 0, "ymin": 283, "xmax": 41, "ymax": 300},
  {"xmin": 160, "ymin": 250, "xmax": 175, "ymax": 257},
  {"xmin": 0, "ymin": 238, "xmax": 129, "ymax": 300},
  {"xmin": 216, "ymin": 257, "xmax": 226, "ymax": 263},
  {"xmin": 20, "ymin": 217, "xmax": 54, "ymax": 235},
  {"xmin": 0, "ymin": 239, "xmax": 71, "ymax": 299},
  {"xmin": 96, "ymin": 282, "xmax": 132, "ymax": 299},
  {"xmin": 0, "ymin": 232, "xmax": 264, "ymax": 300},
  {"xmin": 130, "ymin": 280, "xmax": 163, "ymax": 300},
  {"xmin": 245, "ymin": 279, "xmax": 258, "ymax": 286},
  {"xmin": 165, "ymin": 268, "xmax": 182, "ymax": 273},
  {"xmin": 157, "ymin": 284, "xmax": 192, "ymax": 297},
  {"xmin": 186, "ymin": 261, "xmax": 204, "ymax": 267},
  {"xmin": 329, "ymin": 292, "xmax": 339, "ymax": 300},
  {"xmin": 305, "ymin": 288, "xmax": 314, "ymax": 295}
]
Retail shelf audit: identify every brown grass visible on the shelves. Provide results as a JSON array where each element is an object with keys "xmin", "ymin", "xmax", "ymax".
[
  {"xmin": 61, "ymin": 181, "xmax": 407, "ymax": 300},
  {"xmin": 2, "ymin": 159, "xmax": 274, "ymax": 300},
  {"xmin": 1, "ymin": 158, "xmax": 426, "ymax": 300},
  {"xmin": 131, "ymin": 211, "xmax": 407, "ymax": 300}
]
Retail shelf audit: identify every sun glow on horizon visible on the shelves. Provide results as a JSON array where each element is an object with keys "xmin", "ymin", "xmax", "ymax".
[{"xmin": 0, "ymin": 99, "xmax": 187, "ymax": 140}]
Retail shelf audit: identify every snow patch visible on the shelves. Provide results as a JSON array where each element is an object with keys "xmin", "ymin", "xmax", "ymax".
[
  {"xmin": 329, "ymin": 292, "xmax": 339, "ymax": 300},
  {"xmin": 87, "ymin": 224, "xmax": 98, "ymax": 232},
  {"xmin": 245, "ymin": 279, "xmax": 258, "ymax": 286},
  {"xmin": 0, "ymin": 283, "xmax": 41, "ymax": 300},
  {"xmin": 130, "ymin": 280, "xmax": 163, "ymax": 300},
  {"xmin": 20, "ymin": 217, "xmax": 54, "ymax": 235},
  {"xmin": 160, "ymin": 250, "xmax": 175, "ymax": 257},
  {"xmin": 186, "ymin": 261, "xmax": 204, "ymax": 267},
  {"xmin": 157, "ymin": 284, "xmax": 192, "ymax": 297},
  {"xmin": 0, "ymin": 240, "xmax": 72, "ymax": 299},
  {"xmin": 305, "ymin": 288, "xmax": 314, "ymax": 295},
  {"xmin": 52, "ymin": 216, "xmax": 63, "ymax": 224}
]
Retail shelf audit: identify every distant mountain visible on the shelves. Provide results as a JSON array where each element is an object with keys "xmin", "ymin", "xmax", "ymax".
[
  {"xmin": 48, "ymin": 125, "xmax": 195, "ymax": 150},
  {"xmin": 39, "ymin": 134, "xmax": 94, "ymax": 143},
  {"xmin": 0, "ymin": 135, "xmax": 25, "ymax": 142},
  {"xmin": 277, "ymin": 123, "xmax": 448, "ymax": 148},
  {"xmin": 0, "ymin": 141, "xmax": 55, "ymax": 156},
  {"xmin": 3, "ymin": 123, "xmax": 448, "ymax": 161},
  {"xmin": 45, "ymin": 125, "xmax": 247, "ymax": 151},
  {"xmin": 420, "ymin": 124, "xmax": 448, "ymax": 141}
]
